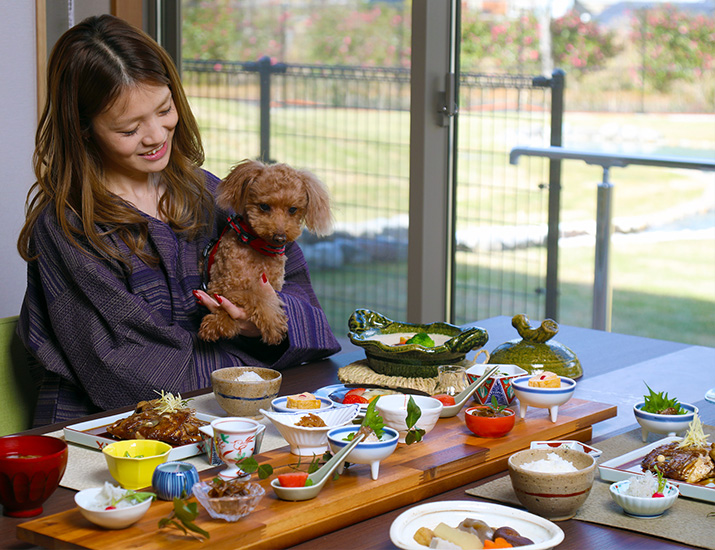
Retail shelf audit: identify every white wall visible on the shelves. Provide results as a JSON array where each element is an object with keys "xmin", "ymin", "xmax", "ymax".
[
  {"xmin": 0, "ymin": 3, "xmax": 37, "ymax": 318},
  {"xmin": 0, "ymin": 2, "xmax": 110, "ymax": 319}
]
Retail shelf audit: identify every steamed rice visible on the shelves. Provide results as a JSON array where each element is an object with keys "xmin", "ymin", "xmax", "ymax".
[
  {"xmin": 624, "ymin": 471, "xmax": 659, "ymax": 497},
  {"xmin": 520, "ymin": 452, "xmax": 578, "ymax": 473},
  {"xmin": 237, "ymin": 371, "xmax": 263, "ymax": 382}
]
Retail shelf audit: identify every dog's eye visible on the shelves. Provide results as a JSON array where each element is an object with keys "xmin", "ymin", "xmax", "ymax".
[
  {"xmin": 288, "ymin": 207, "xmax": 298, "ymax": 215},
  {"xmin": 259, "ymin": 204, "xmax": 271, "ymax": 212}
]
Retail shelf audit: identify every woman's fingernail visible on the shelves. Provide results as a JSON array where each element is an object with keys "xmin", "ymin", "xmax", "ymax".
[
  {"xmin": 193, "ymin": 290, "xmax": 202, "ymax": 302},
  {"xmin": 213, "ymin": 293, "xmax": 223, "ymax": 304},
  {"xmin": 261, "ymin": 273, "xmax": 268, "ymax": 284}
]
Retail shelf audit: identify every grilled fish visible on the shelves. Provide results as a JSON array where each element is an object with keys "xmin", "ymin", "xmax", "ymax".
[
  {"xmin": 107, "ymin": 399, "xmax": 208, "ymax": 446},
  {"xmin": 641, "ymin": 441, "xmax": 715, "ymax": 483}
]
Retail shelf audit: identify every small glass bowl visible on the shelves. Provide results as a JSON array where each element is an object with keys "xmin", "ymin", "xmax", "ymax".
[{"xmin": 192, "ymin": 480, "xmax": 264, "ymax": 522}]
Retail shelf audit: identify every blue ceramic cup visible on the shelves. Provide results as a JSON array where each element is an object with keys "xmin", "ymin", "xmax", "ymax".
[{"xmin": 152, "ymin": 461, "xmax": 200, "ymax": 500}]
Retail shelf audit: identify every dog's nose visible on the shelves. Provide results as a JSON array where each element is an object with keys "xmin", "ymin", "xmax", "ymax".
[{"xmin": 272, "ymin": 233, "xmax": 287, "ymax": 245}]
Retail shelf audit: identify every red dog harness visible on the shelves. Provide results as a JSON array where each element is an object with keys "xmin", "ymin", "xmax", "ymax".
[{"xmin": 201, "ymin": 214, "xmax": 286, "ymax": 290}]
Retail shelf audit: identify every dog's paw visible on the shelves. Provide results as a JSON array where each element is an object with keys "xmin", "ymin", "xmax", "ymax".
[
  {"xmin": 198, "ymin": 315, "xmax": 221, "ymax": 342},
  {"xmin": 258, "ymin": 311, "xmax": 288, "ymax": 346}
]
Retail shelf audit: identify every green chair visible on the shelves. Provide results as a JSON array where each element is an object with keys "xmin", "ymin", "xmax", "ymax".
[{"xmin": 0, "ymin": 316, "xmax": 40, "ymax": 436}]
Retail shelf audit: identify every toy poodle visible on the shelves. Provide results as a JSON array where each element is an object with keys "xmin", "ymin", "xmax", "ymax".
[{"xmin": 198, "ymin": 159, "xmax": 332, "ymax": 345}]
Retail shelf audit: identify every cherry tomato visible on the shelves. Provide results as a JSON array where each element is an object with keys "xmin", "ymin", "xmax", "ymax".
[
  {"xmin": 344, "ymin": 388, "xmax": 366, "ymax": 397},
  {"xmin": 432, "ymin": 394, "xmax": 457, "ymax": 406},
  {"xmin": 277, "ymin": 472, "xmax": 310, "ymax": 487}
]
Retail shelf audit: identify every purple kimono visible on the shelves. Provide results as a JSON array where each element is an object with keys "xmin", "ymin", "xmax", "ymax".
[{"xmin": 18, "ymin": 171, "xmax": 340, "ymax": 425}]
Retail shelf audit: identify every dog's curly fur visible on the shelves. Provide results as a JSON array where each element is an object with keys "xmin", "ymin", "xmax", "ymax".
[{"xmin": 198, "ymin": 159, "xmax": 332, "ymax": 345}]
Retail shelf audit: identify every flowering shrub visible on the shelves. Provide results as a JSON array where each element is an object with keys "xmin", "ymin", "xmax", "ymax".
[
  {"xmin": 182, "ymin": 0, "xmax": 291, "ymax": 62},
  {"xmin": 630, "ymin": 4, "xmax": 715, "ymax": 92},
  {"xmin": 551, "ymin": 10, "xmax": 620, "ymax": 76},
  {"xmin": 297, "ymin": 3, "xmax": 411, "ymax": 67},
  {"xmin": 461, "ymin": 11, "xmax": 541, "ymax": 73}
]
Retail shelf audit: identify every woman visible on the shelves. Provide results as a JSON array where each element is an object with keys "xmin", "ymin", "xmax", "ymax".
[{"xmin": 17, "ymin": 14, "xmax": 340, "ymax": 426}]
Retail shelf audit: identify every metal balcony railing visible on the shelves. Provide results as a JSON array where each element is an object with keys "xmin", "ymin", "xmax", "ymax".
[{"xmin": 509, "ymin": 146, "xmax": 715, "ymax": 331}]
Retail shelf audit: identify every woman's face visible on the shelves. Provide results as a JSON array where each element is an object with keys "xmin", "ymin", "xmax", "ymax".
[{"xmin": 91, "ymin": 83, "xmax": 178, "ymax": 188}]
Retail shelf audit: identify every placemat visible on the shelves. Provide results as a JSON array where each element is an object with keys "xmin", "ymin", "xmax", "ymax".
[
  {"xmin": 466, "ymin": 426, "xmax": 715, "ymax": 550},
  {"xmin": 51, "ymin": 393, "xmax": 289, "ymax": 492}
]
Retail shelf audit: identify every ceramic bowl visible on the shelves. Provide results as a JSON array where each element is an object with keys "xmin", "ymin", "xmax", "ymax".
[
  {"xmin": 102, "ymin": 440, "xmax": 172, "ymax": 490},
  {"xmin": 327, "ymin": 426, "xmax": 400, "ymax": 480},
  {"xmin": 259, "ymin": 405, "xmax": 360, "ymax": 456},
  {"xmin": 609, "ymin": 479, "xmax": 679, "ymax": 518},
  {"xmin": 152, "ymin": 461, "xmax": 200, "ymax": 500},
  {"xmin": 192, "ymin": 480, "xmax": 265, "ymax": 522},
  {"xmin": 347, "ymin": 309, "xmax": 488, "ymax": 378},
  {"xmin": 74, "ymin": 486, "xmax": 152, "ymax": 529},
  {"xmin": 633, "ymin": 402, "xmax": 698, "ymax": 442},
  {"xmin": 511, "ymin": 375, "xmax": 576, "ymax": 422},
  {"xmin": 211, "ymin": 366, "xmax": 282, "ymax": 417},
  {"xmin": 271, "ymin": 395, "xmax": 333, "ymax": 413},
  {"xmin": 488, "ymin": 314, "xmax": 583, "ymax": 379},
  {"xmin": 375, "ymin": 395, "xmax": 443, "ymax": 443},
  {"xmin": 465, "ymin": 364, "xmax": 529, "ymax": 407},
  {"xmin": 530, "ymin": 440, "xmax": 602, "ymax": 459},
  {"xmin": 508, "ymin": 447, "xmax": 596, "ymax": 521},
  {"xmin": 464, "ymin": 406, "xmax": 516, "ymax": 438},
  {"xmin": 0, "ymin": 435, "xmax": 68, "ymax": 518}
]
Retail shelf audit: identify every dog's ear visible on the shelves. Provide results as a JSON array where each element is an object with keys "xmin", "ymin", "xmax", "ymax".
[
  {"xmin": 218, "ymin": 159, "xmax": 266, "ymax": 212},
  {"xmin": 299, "ymin": 169, "xmax": 333, "ymax": 236}
]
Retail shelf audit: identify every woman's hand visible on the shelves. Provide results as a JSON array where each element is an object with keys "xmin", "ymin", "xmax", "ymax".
[{"xmin": 193, "ymin": 273, "xmax": 278, "ymax": 339}]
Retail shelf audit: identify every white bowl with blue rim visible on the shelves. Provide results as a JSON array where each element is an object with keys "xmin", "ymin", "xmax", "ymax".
[
  {"xmin": 271, "ymin": 395, "xmax": 334, "ymax": 414},
  {"xmin": 609, "ymin": 479, "xmax": 679, "ymax": 518},
  {"xmin": 633, "ymin": 402, "xmax": 698, "ymax": 442},
  {"xmin": 511, "ymin": 375, "xmax": 576, "ymax": 422},
  {"xmin": 327, "ymin": 425, "xmax": 399, "ymax": 480}
]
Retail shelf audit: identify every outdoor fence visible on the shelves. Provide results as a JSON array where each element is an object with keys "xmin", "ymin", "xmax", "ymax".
[{"xmin": 182, "ymin": 59, "xmax": 563, "ymax": 334}]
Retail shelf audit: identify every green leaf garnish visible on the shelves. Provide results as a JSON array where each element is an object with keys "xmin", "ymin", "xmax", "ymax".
[
  {"xmin": 642, "ymin": 383, "xmax": 685, "ymax": 415},
  {"xmin": 404, "ymin": 396, "xmax": 426, "ymax": 445},
  {"xmin": 345, "ymin": 397, "xmax": 386, "ymax": 441},
  {"xmin": 654, "ymin": 465, "xmax": 666, "ymax": 494},
  {"xmin": 405, "ymin": 332, "xmax": 435, "ymax": 347},
  {"xmin": 159, "ymin": 497, "xmax": 209, "ymax": 540}
]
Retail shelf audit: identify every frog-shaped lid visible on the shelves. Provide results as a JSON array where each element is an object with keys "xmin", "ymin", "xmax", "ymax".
[{"xmin": 488, "ymin": 314, "xmax": 582, "ymax": 379}]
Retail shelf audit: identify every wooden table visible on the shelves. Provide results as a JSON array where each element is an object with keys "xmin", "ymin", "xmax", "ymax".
[{"xmin": 3, "ymin": 316, "xmax": 714, "ymax": 549}]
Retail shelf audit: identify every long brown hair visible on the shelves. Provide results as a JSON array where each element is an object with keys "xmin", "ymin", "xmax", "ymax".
[{"xmin": 18, "ymin": 14, "xmax": 213, "ymax": 268}]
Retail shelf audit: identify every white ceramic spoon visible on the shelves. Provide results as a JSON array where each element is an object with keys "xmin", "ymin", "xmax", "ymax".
[
  {"xmin": 439, "ymin": 364, "xmax": 502, "ymax": 418},
  {"xmin": 270, "ymin": 432, "xmax": 366, "ymax": 501}
]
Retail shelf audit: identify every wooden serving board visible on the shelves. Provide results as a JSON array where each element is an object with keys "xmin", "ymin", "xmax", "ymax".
[{"xmin": 18, "ymin": 398, "xmax": 615, "ymax": 550}]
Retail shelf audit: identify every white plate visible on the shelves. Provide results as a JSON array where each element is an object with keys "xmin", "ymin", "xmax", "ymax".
[
  {"xmin": 63, "ymin": 411, "xmax": 218, "ymax": 461},
  {"xmin": 314, "ymin": 384, "xmax": 402, "ymax": 414},
  {"xmin": 598, "ymin": 436, "xmax": 715, "ymax": 503},
  {"xmin": 389, "ymin": 500, "xmax": 564, "ymax": 550}
]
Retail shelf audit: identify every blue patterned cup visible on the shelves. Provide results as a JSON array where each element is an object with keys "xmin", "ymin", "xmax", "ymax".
[{"xmin": 152, "ymin": 461, "xmax": 200, "ymax": 500}]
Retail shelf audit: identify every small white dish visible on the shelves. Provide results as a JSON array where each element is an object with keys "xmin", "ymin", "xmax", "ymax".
[
  {"xmin": 271, "ymin": 395, "xmax": 333, "ymax": 413},
  {"xmin": 260, "ymin": 405, "xmax": 360, "ymax": 456},
  {"xmin": 75, "ymin": 487, "xmax": 152, "ymax": 530},
  {"xmin": 511, "ymin": 376, "xmax": 576, "ymax": 422},
  {"xmin": 271, "ymin": 432, "xmax": 367, "ymax": 501},
  {"xmin": 633, "ymin": 402, "xmax": 698, "ymax": 442},
  {"xmin": 375, "ymin": 395, "xmax": 443, "ymax": 443},
  {"xmin": 327, "ymin": 426, "xmax": 399, "ymax": 480},
  {"xmin": 530, "ymin": 440, "xmax": 602, "ymax": 459},
  {"xmin": 609, "ymin": 479, "xmax": 679, "ymax": 518},
  {"xmin": 389, "ymin": 500, "xmax": 564, "ymax": 550}
]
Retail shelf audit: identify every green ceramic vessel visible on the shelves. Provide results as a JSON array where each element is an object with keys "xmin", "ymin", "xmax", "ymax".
[
  {"xmin": 488, "ymin": 314, "xmax": 583, "ymax": 379},
  {"xmin": 347, "ymin": 309, "xmax": 489, "ymax": 379}
]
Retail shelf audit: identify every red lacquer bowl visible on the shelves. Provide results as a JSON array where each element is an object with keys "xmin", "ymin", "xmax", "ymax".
[
  {"xmin": 0, "ymin": 435, "xmax": 68, "ymax": 517},
  {"xmin": 464, "ymin": 406, "xmax": 516, "ymax": 438}
]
